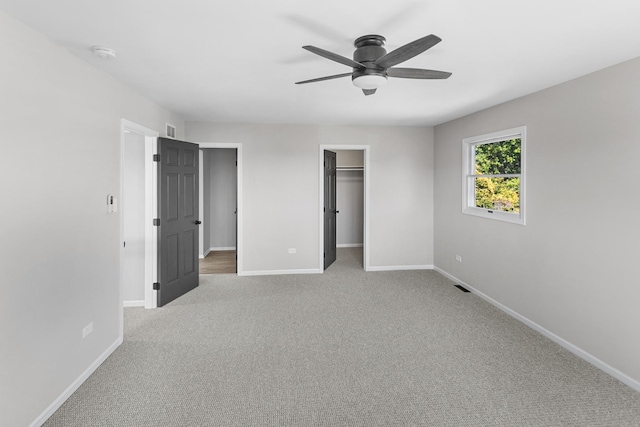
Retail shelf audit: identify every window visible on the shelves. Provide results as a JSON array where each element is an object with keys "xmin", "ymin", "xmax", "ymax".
[{"xmin": 462, "ymin": 126, "xmax": 526, "ymax": 225}]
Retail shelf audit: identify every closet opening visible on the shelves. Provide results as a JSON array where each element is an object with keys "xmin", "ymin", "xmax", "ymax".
[
  {"xmin": 319, "ymin": 145, "xmax": 370, "ymax": 272},
  {"xmin": 335, "ymin": 150, "xmax": 364, "ymax": 267}
]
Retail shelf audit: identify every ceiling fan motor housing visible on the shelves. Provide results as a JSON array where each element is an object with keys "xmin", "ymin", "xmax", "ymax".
[{"xmin": 352, "ymin": 35, "xmax": 387, "ymax": 81}]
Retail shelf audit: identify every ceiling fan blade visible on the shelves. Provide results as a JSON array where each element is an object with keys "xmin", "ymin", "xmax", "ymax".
[
  {"xmin": 362, "ymin": 89, "xmax": 376, "ymax": 96},
  {"xmin": 302, "ymin": 45, "xmax": 365, "ymax": 69},
  {"xmin": 295, "ymin": 72, "xmax": 352, "ymax": 85},
  {"xmin": 375, "ymin": 34, "xmax": 441, "ymax": 69},
  {"xmin": 387, "ymin": 68, "xmax": 452, "ymax": 79}
]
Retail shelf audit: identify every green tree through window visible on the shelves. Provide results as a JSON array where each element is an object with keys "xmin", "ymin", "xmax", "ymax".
[{"xmin": 474, "ymin": 139, "xmax": 521, "ymax": 213}]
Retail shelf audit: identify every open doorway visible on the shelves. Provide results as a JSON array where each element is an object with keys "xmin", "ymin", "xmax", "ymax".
[
  {"xmin": 122, "ymin": 129, "xmax": 146, "ymax": 305},
  {"xmin": 319, "ymin": 145, "xmax": 370, "ymax": 271},
  {"xmin": 198, "ymin": 143, "xmax": 242, "ymax": 274},
  {"xmin": 120, "ymin": 119, "xmax": 158, "ymax": 310}
]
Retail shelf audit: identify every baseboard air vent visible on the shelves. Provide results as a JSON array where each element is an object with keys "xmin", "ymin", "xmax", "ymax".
[{"xmin": 454, "ymin": 284, "xmax": 471, "ymax": 293}]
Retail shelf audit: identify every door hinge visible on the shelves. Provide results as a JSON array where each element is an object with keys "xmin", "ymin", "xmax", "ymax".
[
  {"xmin": 323, "ymin": 252, "xmax": 326, "ymax": 258},
  {"xmin": 153, "ymin": 282, "xmax": 160, "ymax": 290},
  {"xmin": 153, "ymin": 154, "xmax": 161, "ymax": 162},
  {"xmin": 235, "ymin": 160, "xmax": 238, "ymax": 166},
  {"xmin": 153, "ymin": 218, "xmax": 160, "ymax": 226}
]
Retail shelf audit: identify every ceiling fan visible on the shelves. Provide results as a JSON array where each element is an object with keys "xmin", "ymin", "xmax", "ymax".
[{"xmin": 295, "ymin": 34, "xmax": 452, "ymax": 96}]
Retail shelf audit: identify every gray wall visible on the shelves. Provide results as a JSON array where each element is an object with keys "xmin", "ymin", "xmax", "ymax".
[
  {"xmin": 187, "ymin": 123, "xmax": 434, "ymax": 272},
  {"xmin": 206, "ymin": 148, "xmax": 237, "ymax": 250},
  {"xmin": 0, "ymin": 11, "xmax": 184, "ymax": 426},
  {"xmin": 337, "ymin": 150, "xmax": 364, "ymax": 168},
  {"xmin": 336, "ymin": 150, "xmax": 364, "ymax": 246},
  {"xmin": 434, "ymin": 57, "xmax": 640, "ymax": 386}
]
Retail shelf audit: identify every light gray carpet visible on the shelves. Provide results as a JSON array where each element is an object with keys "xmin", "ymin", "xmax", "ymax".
[{"xmin": 45, "ymin": 248, "xmax": 640, "ymax": 426}]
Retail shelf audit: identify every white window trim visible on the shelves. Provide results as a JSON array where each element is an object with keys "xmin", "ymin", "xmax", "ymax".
[{"xmin": 462, "ymin": 126, "xmax": 526, "ymax": 225}]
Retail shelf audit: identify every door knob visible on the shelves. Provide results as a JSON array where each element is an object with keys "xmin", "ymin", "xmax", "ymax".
[{"xmin": 195, "ymin": 220, "xmax": 202, "ymax": 225}]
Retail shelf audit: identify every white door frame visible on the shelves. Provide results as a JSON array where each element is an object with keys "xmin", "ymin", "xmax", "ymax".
[
  {"xmin": 197, "ymin": 142, "xmax": 243, "ymax": 275},
  {"xmin": 318, "ymin": 145, "xmax": 370, "ymax": 271},
  {"xmin": 120, "ymin": 119, "xmax": 159, "ymax": 314}
]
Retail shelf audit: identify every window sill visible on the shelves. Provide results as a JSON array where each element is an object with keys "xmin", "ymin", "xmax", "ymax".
[{"xmin": 463, "ymin": 206, "xmax": 525, "ymax": 225}]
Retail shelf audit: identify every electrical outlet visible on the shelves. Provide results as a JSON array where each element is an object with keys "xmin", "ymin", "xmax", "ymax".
[
  {"xmin": 455, "ymin": 255, "xmax": 462, "ymax": 263},
  {"xmin": 288, "ymin": 248, "xmax": 296, "ymax": 254},
  {"xmin": 82, "ymin": 322, "xmax": 93, "ymax": 339}
]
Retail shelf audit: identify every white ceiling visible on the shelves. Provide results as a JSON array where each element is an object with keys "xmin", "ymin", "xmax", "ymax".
[{"xmin": 2, "ymin": 0, "xmax": 640, "ymax": 126}]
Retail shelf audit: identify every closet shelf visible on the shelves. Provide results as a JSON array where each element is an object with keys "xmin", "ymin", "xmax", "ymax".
[{"xmin": 336, "ymin": 166, "xmax": 364, "ymax": 171}]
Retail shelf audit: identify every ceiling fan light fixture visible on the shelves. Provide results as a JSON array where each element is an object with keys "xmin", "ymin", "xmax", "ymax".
[{"xmin": 352, "ymin": 74, "xmax": 387, "ymax": 90}]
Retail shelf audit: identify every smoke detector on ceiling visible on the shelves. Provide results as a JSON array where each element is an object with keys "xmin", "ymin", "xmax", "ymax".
[{"xmin": 91, "ymin": 46, "xmax": 116, "ymax": 60}]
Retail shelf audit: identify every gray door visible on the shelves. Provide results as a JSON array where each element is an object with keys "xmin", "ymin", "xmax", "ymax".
[
  {"xmin": 324, "ymin": 150, "xmax": 337, "ymax": 269},
  {"xmin": 157, "ymin": 137, "xmax": 199, "ymax": 306}
]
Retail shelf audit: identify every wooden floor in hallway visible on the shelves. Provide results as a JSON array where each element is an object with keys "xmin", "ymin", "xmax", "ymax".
[{"xmin": 200, "ymin": 250, "xmax": 236, "ymax": 274}]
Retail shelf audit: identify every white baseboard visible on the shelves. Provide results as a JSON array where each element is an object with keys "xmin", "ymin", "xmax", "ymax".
[
  {"xmin": 433, "ymin": 266, "xmax": 640, "ymax": 393},
  {"xmin": 337, "ymin": 243, "xmax": 363, "ymax": 248},
  {"xmin": 30, "ymin": 337, "xmax": 122, "ymax": 427},
  {"xmin": 239, "ymin": 268, "xmax": 321, "ymax": 277},
  {"xmin": 367, "ymin": 265, "xmax": 434, "ymax": 272},
  {"xmin": 123, "ymin": 300, "xmax": 144, "ymax": 308}
]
